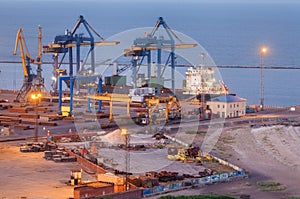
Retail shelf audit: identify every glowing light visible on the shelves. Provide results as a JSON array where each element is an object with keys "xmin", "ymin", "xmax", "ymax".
[
  {"xmin": 121, "ymin": 128, "xmax": 128, "ymax": 136},
  {"xmin": 31, "ymin": 92, "xmax": 42, "ymax": 100},
  {"xmin": 260, "ymin": 47, "xmax": 268, "ymax": 54}
]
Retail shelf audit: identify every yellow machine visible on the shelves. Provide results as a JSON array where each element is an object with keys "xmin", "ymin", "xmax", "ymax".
[
  {"xmin": 145, "ymin": 95, "xmax": 181, "ymax": 124},
  {"xmin": 167, "ymin": 146, "xmax": 212, "ymax": 164},
  {"xmin": 14, "ymin": 28, "xmax": 33, "ymax": 77},
  {"xmin": 166, "ymin": 96, "xmax": 181, "ymax": 121},
  {"xmin": 201, "ymin": 151, "xmax": 213, "ymax": 161},
  {"xmin": 87, "ymin": 92, "xmax": 131, "ymax": 122},
  {"xmin": 87, "ymin": 91, "xmax": 181, "ymax": 125},
  {"xmin": 175, "ymin": 149, "xmax": 187, "ymax": 162}
]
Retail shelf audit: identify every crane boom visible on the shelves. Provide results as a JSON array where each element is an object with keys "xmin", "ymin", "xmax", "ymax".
[
  {"xmin": 37, "ymin": 26, "xmax": 42, "ymax": 61},
  {"xmin": 150, "ymin": 17, "xmax": 183, "ymax": 44},
  {"xmin": 13, "ymin": 28, "xmax": 34, "ymax": 77}
]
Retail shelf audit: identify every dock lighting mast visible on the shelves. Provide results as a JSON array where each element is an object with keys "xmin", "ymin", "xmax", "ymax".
[
  {"xmin": 31, "ymin": 92, "xmax": 42, "ymax": 142},
  {"xmin": 200, "ymin": 53, "xmax": 206, "ymax": 119},
  {"xmin": 260, "ymin": 47, "xmax": 268, "ymax": 111}
]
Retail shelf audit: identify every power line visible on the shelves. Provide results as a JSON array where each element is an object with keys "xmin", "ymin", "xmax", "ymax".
[
  {"xmin": 1, "ymin": 61, "xmax": 300, "ymax": 70},
  {"xmin": 216, "ymin": 65, "xmax": 300, "ymax": 70}
]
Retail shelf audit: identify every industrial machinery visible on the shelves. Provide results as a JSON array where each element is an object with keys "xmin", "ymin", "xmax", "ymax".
[
  {"xmin": 87, "ymin": 87, "xmax": 181, "ymax": 125},
  {"xmin": 166, "ymin": 95, "xmax": 181, "ymax": 120},
  {"xmin": 13, "ymin": 27, "xmax": 45, "ymax": 102},
  {"xmin": 167, "ymin": 146, "xmax": 212, "ymax": 163},
  {"xmin": 123, "ymin": 17, "xmax": 197, "ymax": 95},
  {"xmin": 58, "ymin": 75, "xmax": 103, "ymax": 116},
  {"xmin": 43, "ymin": 16, "xmax": 119, "ymax": 115},
  {"xmin": 86, "ymin": 92, "xmax": 131, "ymax": 121},
  {"xmin": 138, "ymin": 93, "xmax": 181, "ymax": 124},
  {"xmin": 43, "ymin": 15, "xmax": 119, "ymax": 94}
]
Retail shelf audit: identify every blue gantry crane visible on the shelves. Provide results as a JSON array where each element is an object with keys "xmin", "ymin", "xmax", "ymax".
[
  {"xmin": 43, "ymin": 15, "xmax": 119, "ymax": 93},
  {"xmin": 43, "ymin": 15, "xmax": 119, "ymax": 115},
  {"xmin": 123, "ymin": 17, "xmax": 197, "ymax": 95}
]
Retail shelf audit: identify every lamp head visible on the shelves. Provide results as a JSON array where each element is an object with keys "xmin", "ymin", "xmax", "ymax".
[
  {"xmin": 121, "ymin": 128, "xmax": 128, "ymax": 136},
  {"xmin": 31, "ymin": 92, "xmax": 42, "ymax": 100},
  {"xmin": 260, "ymin": 47, "xmax": 268, "ymax": 54}
]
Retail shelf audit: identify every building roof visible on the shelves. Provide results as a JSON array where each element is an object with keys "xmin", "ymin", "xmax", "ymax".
[
  {"xmin": 208, "ymin": 95, "xmax": 246, "ymax": 103},
  {"xmin": 75, "ymin": 181, "xmax": 113, "ymax": 189}
]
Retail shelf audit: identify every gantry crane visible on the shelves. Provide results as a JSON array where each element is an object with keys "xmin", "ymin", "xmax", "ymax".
[
  {"xmin": 87, "ymin": 92, "xmax": 181, "ymax": 125},
  {"xmin": 43, "ymin": 15, "xmax": 119, "ymax": 94},
  {"xmin": 123, "ymin": 17, "xmax": 197, "ymax": 95},
  {"xmin": 43, "ymin": 16, "xmax": 119, "ymax": 115},
  {"xmin": 13, "ymin": 27, "xmax": 45, "ymax": 102}
]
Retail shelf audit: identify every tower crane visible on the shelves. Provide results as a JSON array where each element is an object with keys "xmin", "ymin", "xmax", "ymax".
[{"xmin": 13, "ymin": 27, "xmax": 45, "ymax": 102}]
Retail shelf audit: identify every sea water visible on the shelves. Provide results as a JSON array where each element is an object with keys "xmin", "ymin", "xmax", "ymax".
[{"xmin": 0, "ymin": 0, "xmax": 299, "ymax": 106}]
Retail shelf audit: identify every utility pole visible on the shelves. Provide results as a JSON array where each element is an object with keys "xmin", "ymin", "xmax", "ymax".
[
  {"xmin": 31, "ymin": 92, "xmax": 42, "ymax": 142},
  {"xmin": 200, "ymin": 53, "xmax": 206, "ymax": 119},
  {"xmin": 121, "ymin": 129, "xmax": 129, "ymax": 191}
]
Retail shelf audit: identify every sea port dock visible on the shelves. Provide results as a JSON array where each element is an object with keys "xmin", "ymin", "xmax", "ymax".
[{"xmin": 1, "ymin": 14, "xmax": 300, "ymax": 199}]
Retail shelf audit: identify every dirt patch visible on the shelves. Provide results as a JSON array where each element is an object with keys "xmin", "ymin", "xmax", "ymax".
[
  {"xmin": 147, "ymin": 125, "xmax": 300, "ymax": 199},
  {"xmin": 0, "ymin": 143, "xmax": 93, "ymax": 199},
  {"xmin": 227, "ymin": 125, "xmax": 300, "ymax": 198}
]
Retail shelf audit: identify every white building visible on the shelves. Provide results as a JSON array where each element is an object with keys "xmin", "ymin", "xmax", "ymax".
[{"xmin": 207, "ymin": 95, "xmax": 246, "ymax": 118}]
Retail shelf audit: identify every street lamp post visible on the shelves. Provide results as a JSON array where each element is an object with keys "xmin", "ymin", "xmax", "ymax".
[
  {"xmin": 31, "ymin": 92, "xmax": 42, "ymax": 142},
  {"xmin": 200, "ymin": 53, "xmax": 206, "ymax": 119},
  {"xmin": 121, "ymin": 128, "xmax": 129, "ymax": 191},
  {"xmin": 260, "ymin": 47, "xmax": 268, "ymax": 111}
]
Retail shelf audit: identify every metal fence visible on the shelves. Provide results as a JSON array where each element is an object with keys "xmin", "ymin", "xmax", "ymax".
[{"xmin": 142, "ymin": 170, "xmax": 247, "ymax": 197}]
